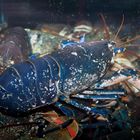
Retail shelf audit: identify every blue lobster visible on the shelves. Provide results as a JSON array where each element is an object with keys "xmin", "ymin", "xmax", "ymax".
[
  {"xmin": 0, "ymin": 38, "xmax": 138, "ymax": 140},
  {"xmin": 0, "ymin": 40, "xmax": 129, "ymax": 116}
]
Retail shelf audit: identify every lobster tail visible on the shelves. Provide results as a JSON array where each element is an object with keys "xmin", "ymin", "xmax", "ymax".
[{"xmin": 0, "ymin": 58, "xmax": 59, "ymax": 114}]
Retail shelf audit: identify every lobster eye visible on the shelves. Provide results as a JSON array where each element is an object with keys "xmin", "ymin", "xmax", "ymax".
[
  {"xmin": 107, "ymin": 41, "xmax": 116, "ymax": 52},
  {"xmin": 110, "ymin": 41, "xmax": 116, "ymax": 46}
]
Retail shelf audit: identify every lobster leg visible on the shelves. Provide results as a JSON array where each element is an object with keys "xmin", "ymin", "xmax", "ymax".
[
  {"xmin": 54, "ymin": 101, "xmax": 76, "ymax": 117},
  {"xmin": 71, "ymin": 89, "xmax": 125, "ymax": 100},
  {"xmin": 81, "ymin": 89, "xmax": 125, "ymax": 95},
  {"xmin": 59, "ymin": 95, "xmax": 110, "ymax": 116},
  {"xmin": 81, "ymin": 122, "xmax": 109, "ymax": 129},
  {"xmin": 72, "ymin": 94, "xmax": 121, "ymax": 100},
  {"xmin": 94, "ymin": 68, "xmax": 139, "ymax": 90}
]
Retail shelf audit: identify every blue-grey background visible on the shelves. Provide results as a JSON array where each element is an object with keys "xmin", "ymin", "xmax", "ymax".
[{"xmin": 0, "ymin": 0, "xmax": 140, "ymax": 28}]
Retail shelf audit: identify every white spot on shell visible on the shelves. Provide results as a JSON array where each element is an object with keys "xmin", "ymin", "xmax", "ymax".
[
  {"xmin": 108, "ymin": 43, "xmax": 112, "ymax": 48},
  {"xmin": 71, "ymin": 52, "xmax": 78, "ymax": 56}
]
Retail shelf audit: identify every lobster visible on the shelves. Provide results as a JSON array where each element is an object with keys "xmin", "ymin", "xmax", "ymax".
[
  {"xmin": 0, "ymin": 21, "xmax": 140, "ymax": 115},
  {"xmin": 0, "ymin": 39, "xmax": 121, "ymax": 114},
  {"xmin": 0, "ymin": 38, "xmax": 139, "ymax": 139},
  {"xmin": 0, "ymin": 16, "xmax": 140, "ymax": 139}
]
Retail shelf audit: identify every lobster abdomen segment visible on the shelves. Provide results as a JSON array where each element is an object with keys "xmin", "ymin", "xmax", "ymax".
[{"xmin": 0, "ymin": 58, "xmax": 58, "ymax": 113}]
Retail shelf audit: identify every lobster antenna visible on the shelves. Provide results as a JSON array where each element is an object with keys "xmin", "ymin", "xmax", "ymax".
[
  {"xmin": 119, "ymin": 35, "xmax": 140, "ymax": 47},
  {"xmin": 125, "ymin": 50, "xmax": 140, "ymax": 59},
  {"xmin": 99, "ymin": 13, "xmax": 110, "ymax": 40},
  {"xmin": 114, "ymin": 60, "xmax": 140, "ymax": 73},
  {"xmin": 114, "ymin": 14, "xmax": 124, "ymax": 41},
  {"xmin": 125, "ymin": 44, "xmax": 140, "ymax": 47}
]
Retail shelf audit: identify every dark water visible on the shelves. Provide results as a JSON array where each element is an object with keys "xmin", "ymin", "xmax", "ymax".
[{"xmin": 1, "ymin": 0, "xmax": 140, "ymax": 27}]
